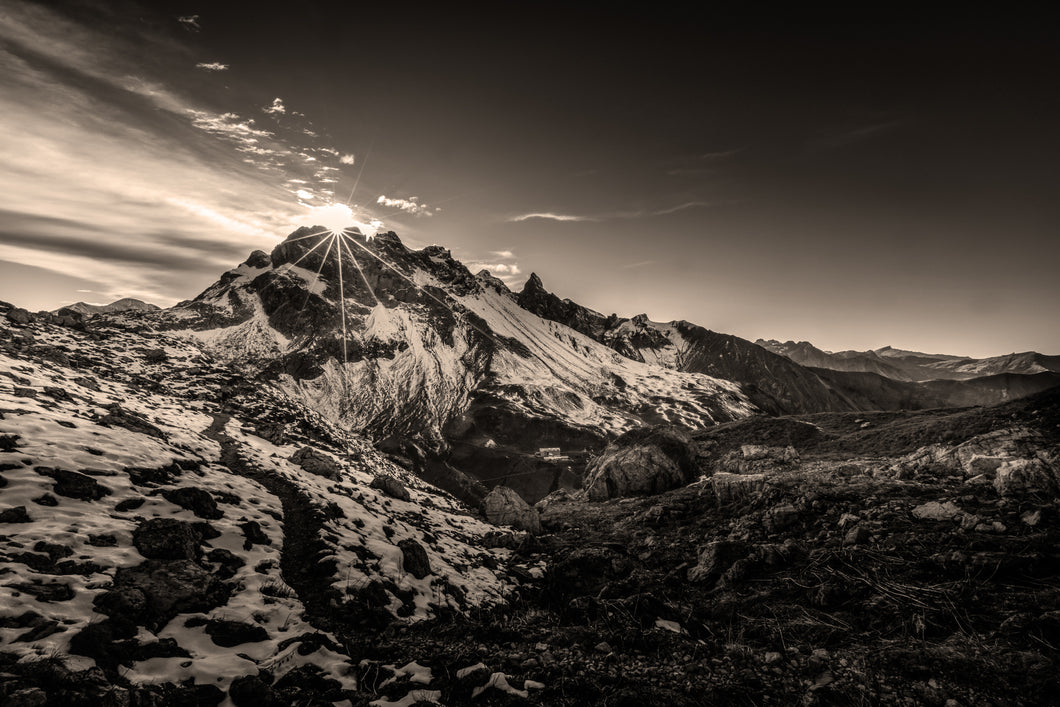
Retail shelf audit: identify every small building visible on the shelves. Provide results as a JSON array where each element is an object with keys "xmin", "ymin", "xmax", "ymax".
[{"xmin": 537, "ymin": 447, "xmax": 570, "ymax": 462}]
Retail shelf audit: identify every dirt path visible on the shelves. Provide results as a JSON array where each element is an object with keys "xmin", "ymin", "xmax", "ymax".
[{"xmin": 204, "ymin": 413, "xmax": 341, "ymax": 633}]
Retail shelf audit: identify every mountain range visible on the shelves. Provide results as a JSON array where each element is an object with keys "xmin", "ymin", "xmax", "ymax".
[
  {"xmin": 2, "ymin": 225, "xmax": 1060, "ymax": 704},
  {"xmin": 52, "ymin": 298, "xmax": 160, "ymax": 317}
]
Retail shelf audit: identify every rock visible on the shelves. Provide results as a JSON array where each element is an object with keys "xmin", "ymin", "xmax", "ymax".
[
  {"xmin": 13, "ymin": 387, "xmax": 37, "ymax": 398},
  {"xmin": 994, "ymin": 458, "xmax": 1057, "ymax": 497},
  {"xmin": 6, "ymin": 688, "xmax": 47, "ymax": 707},
  {"xmin": 11, "ymin": 582, "xmax": 75, "ymax": 602},
  {"xmin": 483, "ymin": 485, "xmax": 542, "ymax": 534},
  {"xmin": 0, "ymin": 505, "xmax": 31, "ymax": 523},
  {"xmin": 688, "ymin": 540, "xmax": 748, "ymax": 584},
  {"xmin": 549, "ymin": 546, "xmax": 632, "ymax": 599},
  {"xmin": 844, "ymin": 525, "xmax": 869, "ymax": 545},
  {"xmin": 370, "ymin": 474, "xmax": 411, "ymax": 501},
  {"xmin": 583, "ymin": 426, "xmax": 698, "ymax": 500},
  {"xmin": 1022, "ymin": 510, "xmax": 1043, "ymax": 527},
  {"xmin": 240, "ymin": 520, "xmax": 271, "ymax": 548},
  {"xmin": 205, "ymin": 619, "xmax": 269, "ymax": 646},
  {"xmin": 6, "ymin": 307, "xmax": 34, "ymax": 325},
  {"xmin": 765, "ymin": 503, "xmax": 799, "ymax": 532},
  {"xmin": 837, "ymin": 512, "xmax": 860, "ymax": 529},
  {"xmin": 133, "ymin": 518, "xmax": 206, "ymax": 560},
  {"xmin": 115, "ymin": 497, "xmax": 146, "ymax": 512},
  {"xmin": 912, "ymin": 501, "xmax": 962, "ymax": 521},
  {"xmin": 764, "ymin": 651, "xmax": 783, "ymax": 664},
  {"xmin": 398, "ymin": 538, "xmax": 432, "ymax": 579},
  {"xmin": 36, "ymin": 467, "xmax": 111, "ymax": 500},
  {"xmin": 101, "ymin": 559, "xmax": 231, "ymax": 631},
  {"xmin": 88, "ymin": 533, "xmax": 118, "ymax": 547},
  {"xmin": 162, "ymin": 487, "xmax": 224, "ymax": 519},
  {"xmin": 741, "ymin": 444, "xmax": 799, "ymax": 462},
  {"xmin": 143, "ymin": 348, "xmax": 167, "ymax": 363},
  {"xmin": 229, "ymin": 675, "xmax": 281, "ymax": 706},
  {"xmin": 595, "ymin": 641, "xmax": 613, "ymax": 653},
  {"xmin": 255, "ymin": 421, "xmax": 287, "ymax": 445},
  {"xmin": 711, "ymin": 471, "xmax": 768, "ymax": 505},
  {"xmin": 289, "ymin": 446, "xmax": 342, "ymax": 480},
  {"xmin": 97, "ymin": 404, "xmax": 166, "ymax": 439}
]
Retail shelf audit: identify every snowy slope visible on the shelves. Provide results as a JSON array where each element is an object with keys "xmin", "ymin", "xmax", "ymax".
[
  {"xmin": 155, "ymin": 228, "xmax": 759, "ymax": 453},
  {"xmin": 0, "ymin": 313, "xmax": 513, "ymax": 695}
]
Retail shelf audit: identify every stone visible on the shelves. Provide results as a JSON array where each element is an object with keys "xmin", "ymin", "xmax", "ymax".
[
  {"xmin": 0, "ymin": 505, "xmax": 31, "ymax": 523},
  {"xmin": 205, "ymin": 619, "xmax": 269, "ymax": 647},
  {"xmin": 765, "ymin": 503, "xmax": 799, "ymax": 532},
  {"xmin": 994, "ymin": 458, "xmax": 1057, "ymax": 497},
  {"xmin": 583, "ymin": 426, "xmax": 698, "ymax": 500},
  {"xmin": 688, "ymin": 540, "xmax": 748, "ymax": 584},
  {"xmin": 240, "ymin": 520, "xmax": 271, "ymax": 548},
  {"xmin": 370, "ymin": 474, "xmax": 411, "ymax": 501},
  {"xmin": 712, "ymin": 471, "xmax": 768, "ymax": 505},
  {"xmin": 912, "ymin": 501, "xmax": 962, "ymax": 521},
  {"xmin": 133, "ymin": 518, "xmax": 206, "ymax": 560},
  {"xmin": 289, "ymin": 446, "xmax": 342, "ymax": 480},
  {"xmin": 1021, "ymin": 510, "xmax": 1042, "ymax": 527},
  {"xmin": 97, "ymin": 404, "xmax": 166, "ymax": 439},
  {"xmin": 162, "ymin": 487, "xmax": 224, "ymax": 519},
  {"xmin": 483, "ymin": 485, "xmax": 542, "ymax": 534},
  {"xmin": 844, "ymin": 525, "xmax": 869, "ymax": 545},
  {"xmin": 6, "ymin": 307, "xmax": 34, "ymax": 325},
  {"xmin": 37, "ymin": 467, "xmax": 111, "ymax": 501},
  {"xmin": 103, "ymin": 559, "xmax": 231, "ymax": 631},
  {"xmin": 398, "ymin": 538, "xmax": 432, "ymax": 579}
]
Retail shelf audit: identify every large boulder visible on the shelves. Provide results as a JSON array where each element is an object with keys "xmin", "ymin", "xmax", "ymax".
[
  {"xmin": 711, "ymin": 471, "xmax": 769, "ymax": 505},
  {"xmin": 583, "ymin": 426, "xmax": 698, "ymax": 500},
  {"xmin": 133, "ymin": 518, "xmax": 206, "ymax": 561},
  {"xmin": 370, "ymin": 474, "xmax": 411, "ymax": 501},
  {"xmin": 289, "ymin": 446, "xmax": 342, "ymax": 480},
  {"xmin": 717, "ymin": 444, "xmax": 800, "ymax": 475},
  {"xmin": 483, "ymin": 485, "xmax": 542, "ymax": 534},
  {"xmin": 398, "ymin": 538, "xmax": 432, "ymax": 579},
  {"xmin": 99, "ymin": 560, "xmax": 231, "ymax": 631},
  {"xmin": 995, "ymin": 458, "xmax": 1058, "ymax": 497}
]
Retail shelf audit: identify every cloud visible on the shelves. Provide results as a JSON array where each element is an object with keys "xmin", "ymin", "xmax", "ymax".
[
  {"xmin": 491, "ymin": 249, "xmax": 514, "ymax": 259},
  {"xmin": 263, "ymin": 97, "xmax": 286, "ymax": 115},
  {"xmin": 340, "ymin": 153, "xmax": 356, "ymax": 165},
  {"xmin": 195, "ymin": 61, "xmax": 228, "ymax": 71},
  {"xmin": 376, "ymin": 195, "xmax": 434, "ymax": 217},
  {"xmin": 508, "ymin": 212, "xmax": 594, "ymax": 223},
  {"xmin": 178, "ymin": 15, "xmax": 201, "ymax": 32},
  {"xmin": 808, "ymin": 120, "xmax": 906, "ymax": 151},
  {"xmin": 296, "ymin": 189, "xmax": 315, "ymax": 200}
]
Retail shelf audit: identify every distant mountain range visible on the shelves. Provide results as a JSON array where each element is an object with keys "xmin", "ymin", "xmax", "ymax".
[
  {"xmin": 53, "ymin": 298, "xmax": 160, "ymax": 316},
  {"xmin": 756, "ymin": 339, "xmax": 1060, "ymax": 382}
]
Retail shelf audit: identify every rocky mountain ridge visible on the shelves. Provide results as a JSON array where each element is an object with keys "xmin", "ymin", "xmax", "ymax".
[{"xmin": 758, "ymin": 338, "xmax": 1060, "ymax": 383}]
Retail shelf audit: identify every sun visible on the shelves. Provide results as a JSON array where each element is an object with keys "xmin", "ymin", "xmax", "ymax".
[{"xmin": 305, "ymin": 203, "xmax": 358, "ymax": 237}]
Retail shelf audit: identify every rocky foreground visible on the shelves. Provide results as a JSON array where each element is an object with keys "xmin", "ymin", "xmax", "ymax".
[{"xmin": 1, "ymin": 305, "xmax": 1059, "ymax": 705}]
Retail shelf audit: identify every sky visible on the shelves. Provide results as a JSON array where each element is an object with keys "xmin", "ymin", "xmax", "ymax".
[{"xmin": 1, "ymin": 1, "xmax": 1058, "ymax": 358}]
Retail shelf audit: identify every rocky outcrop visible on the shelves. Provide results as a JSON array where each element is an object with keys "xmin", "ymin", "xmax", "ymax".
[
  {"xmin": 717, "ymin": 445, "xmax": 799, "ymax": 475},
  {"xmin": 583, "ymin": 426, "xmax": 699, "ymax": 500},
  {"xmin": 289, "ymin": 446, "xmax": 342, "ymax": 481},
  {"xmin": 483, "ymin": 486, "xmax": 542, "ymax": 534},
  {"xmin": 370, "ymin": 474, "xmax": 411, "ymax": 502}
]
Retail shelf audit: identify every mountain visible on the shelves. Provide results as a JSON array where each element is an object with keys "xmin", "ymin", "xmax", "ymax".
[
  {"xmin": 515, "ymin": 272, "xmax": 1060, "ymax": 415},
  {"xmin": 759, "ymin": 339, "xmax": 1060, "ymax": 382},
  {"xmin": 3, "ymin": 293, "xmax": 1060, "ymax": 705},
  {"xmin": 151, "ymin": 228, "xmax": 756, "ymax": 500},
  {"xmin": 53, "ymin": 298, "xmax": 160, "ymax": 317}
]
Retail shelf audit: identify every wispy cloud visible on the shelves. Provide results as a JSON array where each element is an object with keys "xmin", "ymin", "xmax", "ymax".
[
  {"xmin": 195, "ymin": 61, "xmax": 228, "ymax": 71},
  {"xmin": 508, "ymin": 212, "xmax": 595, "ymax": 222},
  {"xmin": 807, "ymin": 120, "xmax": 906, "ymax": 151},
  {"xmin": 509, "ymin": 200, "xmax": 729, "ymax": 224},
  {"xmin": 491, "ymin": 249, "xmax": 514, "ymax": 258},
  {"xmin": 178, "ymin": 15, "xmax": 201, "ymax": 32},
  {"xmin": 466, "ymin": 247, "xmax": 522, "ymax": 283},
  {"xmin": 622, "ymin": 259, "xmax": 656, "ymax": 269}
]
